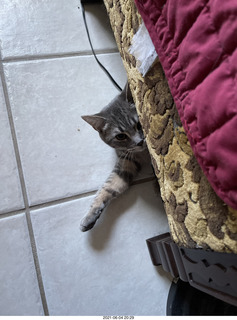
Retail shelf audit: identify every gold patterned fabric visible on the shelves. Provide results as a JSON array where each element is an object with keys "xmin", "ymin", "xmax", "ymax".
[{"xmin": 104, "ymin": 0, "xmax": 237, "ymax": 253}]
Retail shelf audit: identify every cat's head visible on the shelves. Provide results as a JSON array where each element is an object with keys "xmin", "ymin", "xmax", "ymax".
[{"xmin": 82, "ymin": 83, "xmax": 145, "ymax": 152}]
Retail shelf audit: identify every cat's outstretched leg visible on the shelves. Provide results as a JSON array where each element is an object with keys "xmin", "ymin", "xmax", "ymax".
[
  {"xmin": 80, "ymin": 172, "xmax": 129, "ymax": 231},
  {"xmin": 80, "ymin": 154, "xmax": 140, "ymax": 231}
]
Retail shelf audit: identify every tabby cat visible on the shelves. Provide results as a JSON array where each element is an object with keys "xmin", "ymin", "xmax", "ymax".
[{"xmin": 80, "ymin": 83, "xmax": 149, "ymax": 232}]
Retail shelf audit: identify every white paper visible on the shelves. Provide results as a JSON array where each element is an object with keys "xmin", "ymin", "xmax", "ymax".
[{"xmin": 129, "ymin": 22, "xmax": 158, "ymax": 76}]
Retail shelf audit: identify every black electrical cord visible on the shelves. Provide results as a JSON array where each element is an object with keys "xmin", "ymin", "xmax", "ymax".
[{"xmin": 80, "ymin": 3, "xmax": 122, "ymax": 92}]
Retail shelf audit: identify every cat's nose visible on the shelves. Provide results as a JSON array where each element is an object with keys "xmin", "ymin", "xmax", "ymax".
[{"xmin": 137, "ymin": 140, "xmax": 143, "ymax": 147}]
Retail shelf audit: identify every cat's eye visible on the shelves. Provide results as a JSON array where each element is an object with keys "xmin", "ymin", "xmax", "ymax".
[
  {"xmin": 136, "ymin": 122, "xmax": 142, "ymax": 131},
  {"xmin": 115, "ymin": 133, "xmax": 127, "ymax": 141}
]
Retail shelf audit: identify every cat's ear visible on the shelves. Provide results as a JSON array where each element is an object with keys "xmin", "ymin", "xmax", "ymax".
[
  {"xmin": 81, "ymin": 114, "xmax": 106, "ymax": 132},
  {"xmin": 121, "ymin": 82, "xmax": 133, "ymax": 103}
]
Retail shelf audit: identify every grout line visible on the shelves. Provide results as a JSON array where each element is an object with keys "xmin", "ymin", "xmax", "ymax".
[
  {"xmin": 0, "ymin": 176, "xmax": 156, "ymax": 217},
  {"xmin": 24, "ymin": 212, "xmax": 49, "ymax": 315},
  {"xmin": 0, "ymin": 208, "xmax": 25, "ymax": 219},
  {"xmin": 0, "ymin": 50, "xmax": 49, "ymax": 316},
  {"xmin": 0, "ymin": 62, "xmax": 29, "ymax": 228},
  {"xmin": 1, "ymin": 48, "xmax": 119, "ymax": 64},
  {"xmin": 29, "ymin": 190, "xmax": 98, "ymax": 212},
  {"xmin": 24, "ymin": 177, "xmax": 156, "ymax": 212},
  {"xmin": 132, "ymin": 176, "xmax": 156, "ymax": 186},
  {"xmin": 0, "ymin": 191, "xmax": 98, "ymax": 218}
]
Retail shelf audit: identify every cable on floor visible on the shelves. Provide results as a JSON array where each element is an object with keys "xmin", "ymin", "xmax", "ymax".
[{"xmin": 80, "ymin": 2, "xmax": 122, "ymax": 92}]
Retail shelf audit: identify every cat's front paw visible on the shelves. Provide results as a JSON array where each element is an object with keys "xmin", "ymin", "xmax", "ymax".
[
  {"xmin": 80, "ymin": 217, "xmax": 96, "ymax": 232},
  {"xmin": 80, "ymin": 208, "xmax": 103, "ymax": 232}
]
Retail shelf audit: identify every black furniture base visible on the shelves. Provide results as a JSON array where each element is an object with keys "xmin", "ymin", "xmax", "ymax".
[
  {"xmin": 167, "ymin": 279, "xmax": 237, "ymax": 315},
  {"xmin": 146, "ymin": 233, "xmax": 237, "ymax": 307}
]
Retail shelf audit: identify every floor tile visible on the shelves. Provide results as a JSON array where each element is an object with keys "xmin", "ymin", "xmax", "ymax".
[
  {"xmin": 31, "ymin": 181, "xmax": 171, "ymax": 316},
  {"xmin": 0, "ymin": 1, "xmax": 117, "ymax": 59},
  {"xmin": 0, "ymin": 213, "xmax": 44, "ymax": 315},
  {"xmin": 4, "ymin": 53, "xmax": 128, "ymax": 205},
  {"xmin": 0, "ymin": 78, "xmax": 24, "ymax": 214},
  {"xmin": 82, "ymin": 3, "xmax": 118, "ymax": 52}
]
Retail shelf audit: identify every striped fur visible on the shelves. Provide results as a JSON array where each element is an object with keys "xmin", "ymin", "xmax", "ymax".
[{"xmin": 80, "ymin": 84, "xmax": 148, "ymax": 231}]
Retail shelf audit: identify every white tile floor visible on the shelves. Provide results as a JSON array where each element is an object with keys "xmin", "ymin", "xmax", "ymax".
[{"xmin": 0, "ymin": 0, "xmax": 171, "ymax": 316}]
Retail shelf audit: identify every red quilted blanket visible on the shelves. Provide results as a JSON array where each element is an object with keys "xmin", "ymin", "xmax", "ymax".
[{"xmin": 135, "ymin": 0, "xmax": 237, "ymax": 209}]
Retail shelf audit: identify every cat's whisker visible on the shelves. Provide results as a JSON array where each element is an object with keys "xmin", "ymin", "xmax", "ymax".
[{"xmin": 123, "ymin": 151, "xmax": 131, "ymax": 168}]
